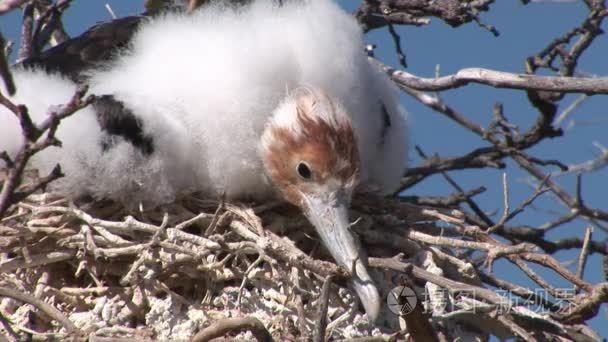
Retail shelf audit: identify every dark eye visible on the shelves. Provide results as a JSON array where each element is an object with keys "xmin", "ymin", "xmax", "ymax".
[{"xmin": 296, "ymin": 161, "xmax": 312, "ymax": 180}]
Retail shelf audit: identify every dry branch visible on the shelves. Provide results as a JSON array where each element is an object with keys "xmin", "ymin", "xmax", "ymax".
[
  {"xmin": 0, "ymin": 0, "xmax": 28, "ymax": 15},
  {"xmin": 384, "ymin": 65, "xmax": 608, "ymax": 94},
  {"xmin": 355, "ymin": 0, "xmax": 495, "ymax": 32},
  {"xmin": 0, "ymin": 85, "xmax": 93, "ymax": 217},
  {"xmin": 0, "ymin": 33, "xmax": 15, "ymax": 96},
  {"xmin": 191, "ymin": 317, "xmax": 273, "ymax": 342},
  {"xmin": 0, "ymin": 286, "xmax": 78, "ymax": 333}
]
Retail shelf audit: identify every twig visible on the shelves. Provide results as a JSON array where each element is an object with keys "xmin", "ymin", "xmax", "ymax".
[
  {"xmin": 496, "ymin": 315, "xmax": 537, "ymax": 342},
  {"xmin": 17, "ymin": 2, "xmax": 34, "ymax": 61},
  {"xmin": 552, "ymin": 283, "xmax": 608, "ymax": 323},
  {"xmin": 32, "ymin": 0, "xmax": 72, "ymax": 54},
  {"xmin": 384, "ymin": 64, "xmax": 608, "ymax": 94},
  {"xmin": 0, "ymin": 33, "xmax": 15, "ymax": 95},
  {"xmin": 369, "ymin": 256, "xmax": 511, "ymax": 306},
  {"xmin": 0, "ymin": 286, "xmax": 77, "ymax": 333},
  {"xmin": 230, "ymin": 220, "xmax": 348, "ymax": 279},
  {"xmin": 105, "ymin": 3, "xmax": 117, "ymax": 19},
  {"xmin": 312, "ymin": 276, "xmax": 333, "ymax": 342},
  {"xmin": 191, "ymin": 317, "xmax": 273, "ymax": 342},
  {"xmin": 204, "ymin": 197, "xmax": 224, "ymax": 236},
  {"xmin": 405, "ymin": 229, "xmax": 536, "ymax": 257},
  {"xmin": 553, "ymin": 142, "xmax": 608, "ymax": 175},
  {"xmin": 0, "ymin": 250, "xmax": 76, "ymax": 273},
  {"xmin": 387, "ymin": 24, "xmax": 407, "ymax": 68},
  {"xmin": 188, "ymin": 0, "xmax": 205, "ymax": 13},
  {"xmin": 237, "ymin": 254, "xmax": 264, "ymax": 308},
  {"xmin": 0, "ymin": 0, "xmax": 28, "ymax": 14},
  {"xmin": 355, "ymin": 0, "xmax": 495, "ymax": 31},
  {"xmin": 409, "ymin": 146, "xmax": 494, "ymax": 226},
  {"xmin": 0, "ymin": 86, "xmax": 93, "ymax": 217},
  {"xmin": 0, "ymin": 311, "xmax": 19, "ymax": 341},
  {"xmin": 555, "ymin": 94, "xmax": 588, "ymax": 125},
  {"xmin": 478, "ymin": 271, "xmax": 558, "ymax": 311},
  {"xmin": 488, "ymin": 173, "xmax": 509, "ymax": 233},
  {"xmin": 471, "ymin": 13, "xmax": 499, "ymax": 37},
  {"xmin": 400, "ymin": 186, "xmax": 486, "ymax": 208},
  {"xmin": 488, "ymin": 175, "xmax": 550, "ymax": 233},
  {"xmin": 575, "ymin": 226, "xmax": 593, "ymax": 282}
]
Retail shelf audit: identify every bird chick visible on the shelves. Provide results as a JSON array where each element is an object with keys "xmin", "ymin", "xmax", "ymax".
[
  {"xmin": 0, "ymin": 0, "xmax": 408, "ymax": 322},
  {"xmin": 261, "ymin": 88, "xmax": 380, "ymax": 320}
]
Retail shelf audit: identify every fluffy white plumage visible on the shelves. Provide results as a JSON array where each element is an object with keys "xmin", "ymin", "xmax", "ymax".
[
  {"xmin": 1, "ymin": 0, "xmax": 409, "ymax": 322},
  {"xmin": 1, "ymin": 0, "xmax": 407, "ymax": 204},
  {"xmin": 0, "ymin": 71, "xmax": 103, "ymax": 193}
]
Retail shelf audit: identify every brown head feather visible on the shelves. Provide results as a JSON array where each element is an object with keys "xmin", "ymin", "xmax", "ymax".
[{"xmin": 260, "ymin": 90, "xmax": 360, "ymax": 206}]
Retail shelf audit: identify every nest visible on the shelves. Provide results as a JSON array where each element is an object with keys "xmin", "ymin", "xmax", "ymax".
[
  {"xmin": 0, "ymin": 178, "xmax": 381, "ymax": 339},
  {"xmin": 0, "ymin": 172, "xmax": 602, "ymax": 341}
]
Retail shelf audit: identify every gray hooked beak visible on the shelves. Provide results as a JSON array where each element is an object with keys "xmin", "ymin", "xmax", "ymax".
[{"xmin": 302, "ymin": 193, "xmax": 380, "ymax": 322}]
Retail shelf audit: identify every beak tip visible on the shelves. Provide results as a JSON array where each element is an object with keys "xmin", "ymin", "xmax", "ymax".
[
  {"xmin": 302, "ymin": 197, "xmax": 381, "ymax": 322},
  {"xmin": 353, "ymin": 279, "xmax": 381, "ymax": 323}
]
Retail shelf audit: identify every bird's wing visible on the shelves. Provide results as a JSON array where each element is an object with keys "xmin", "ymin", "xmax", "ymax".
[
  {"xmin": 16, "ymin": 14, "xmax": 157, "ymax": 159},
  {"xmin": 19, "ymin": 15, "xmax": 145, "ymax": 82}
]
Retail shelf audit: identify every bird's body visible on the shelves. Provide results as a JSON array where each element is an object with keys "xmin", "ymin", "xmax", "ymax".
[{"xmin": 0, "ymin": 0, "xmax": 407, "ymax": 322}]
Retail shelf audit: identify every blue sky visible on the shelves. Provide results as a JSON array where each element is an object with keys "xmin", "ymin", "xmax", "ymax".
[{"xmin": 1, "ymin": 0, "xmax": 606, "ymax": 338}]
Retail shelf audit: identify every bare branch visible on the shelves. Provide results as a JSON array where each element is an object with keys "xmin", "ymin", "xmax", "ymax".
[
  {"xmin": 312, "ymin": 276, "xmax": 333, "ymax": 342},
  {"xmin": 0, "ymin": 32, "xmax": 15, "ymax": 95},
  {"xmin": 0, "ymin": 0, "xmax": 28, "ymax": 15},
  {"xmin": 356, "ymin": 0, "xmax": 496, "ymax": 32},
  {"xmin": 191, "ymin": 317, "xmax": 273, "ymax": 342},
  {"xmin": 385, "ymin": 65, "xmax": 608, "ymax": 94},
  {"xmin": 0, "ymin": 86, "xmax": 93, "ymax": 217},
  {"xmin": 576, "ymin": 226, "xmax": 593, "ymax": 281},
  {"xmin": 0, "ymin": 286, "xmax": 78, "ymax": 333}
]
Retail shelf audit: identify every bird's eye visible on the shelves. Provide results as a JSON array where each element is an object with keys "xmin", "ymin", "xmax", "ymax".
[{"xmin": 296, "ymin": 161, "xmax": 312, "ymax": 180}]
